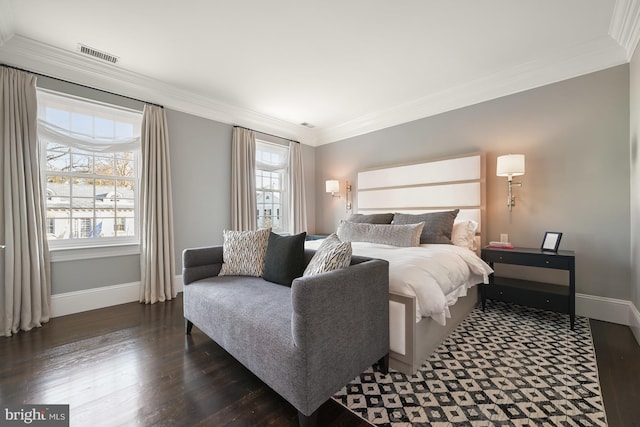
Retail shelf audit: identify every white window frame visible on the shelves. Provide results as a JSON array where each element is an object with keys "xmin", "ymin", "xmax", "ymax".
[
  {"xmin": 256, "ymin": 140, "xmax": 289, "ymax": 234},
  {"xmin": 37, "ymin": 89, "xmax": 142, "ymax": 260}
]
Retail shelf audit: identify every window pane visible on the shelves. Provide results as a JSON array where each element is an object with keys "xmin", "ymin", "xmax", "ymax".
[
  {"xmin": 95, "ymin": 117, "xmax": 114, "ymax": 138},
  {"xmin": 70, "ymin": 154, "xmax": 93, "ymax": 173},
  {"xmin": 71, "ymin": 113, "xmax": 92, "ymax": 135},
  {"xmin": 46, "ymin": 151, "xmax": 70, "ymax": 172},
  {"xmin": 95, "ymin": 156, "xmax": 115, "ymax": 176},
  {"xmin": 47, "ymin": 213, "xmax": 70, "ymax": 240},
  {"xmin": 115, "ymin": 158, "xmax": 134, "ymax": 177}
]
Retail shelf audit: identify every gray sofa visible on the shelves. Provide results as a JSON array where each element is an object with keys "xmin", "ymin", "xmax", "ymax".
[{"xmin": 182, "ymin": 246, "xmax": 390, "ymax": 427}]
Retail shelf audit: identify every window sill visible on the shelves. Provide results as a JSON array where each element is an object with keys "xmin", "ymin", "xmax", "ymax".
[{"xmin": 49, "ymin": 243, "xmax": 140, "ymax": 262}]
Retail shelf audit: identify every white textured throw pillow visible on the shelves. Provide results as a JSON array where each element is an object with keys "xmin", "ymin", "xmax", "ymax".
[
  {"xmin": 219, "ymin": 228, "xmax": 271, "ymax": 277},
  {"xmin": 303, "ymin": 234, "xmax": 352, "ymax": 276},
  {"xmin": 337, "ymin": 220, "xmax": 424, "ymax": 247},
  {"xmin": 451, "ymin": 220, "xmax": 478, "ymax": 251}
]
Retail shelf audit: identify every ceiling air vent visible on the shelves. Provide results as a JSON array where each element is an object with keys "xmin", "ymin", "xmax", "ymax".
[{"xmin": 78, "ymin": 44, "xmax": 119, "ymax": 64}]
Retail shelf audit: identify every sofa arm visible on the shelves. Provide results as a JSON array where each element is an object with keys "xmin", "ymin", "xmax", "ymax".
[
  {"xmin": 182, "ymin": 246, "xmax": 224, "ymax": 285},
  {"xmin": 290, "ymin": 257, "xmax": 390, "ymax": 364}
]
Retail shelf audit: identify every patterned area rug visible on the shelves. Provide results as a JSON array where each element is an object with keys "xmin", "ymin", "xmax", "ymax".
[{"xmin": 333, "ymin": 301, "xmax": 607, "ymax": 426}]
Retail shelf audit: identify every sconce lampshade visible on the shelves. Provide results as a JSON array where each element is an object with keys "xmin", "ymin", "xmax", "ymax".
[
  {"xmin": 325, "ymin": 180, "xmax": 340, "ymax": 194},
  {"xmin": 496, "ymin": 154, "xmax": 525, "ymax": 177}
]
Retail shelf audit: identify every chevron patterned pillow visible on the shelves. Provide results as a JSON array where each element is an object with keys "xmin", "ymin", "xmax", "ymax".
[
  {"xmin": 303, "ymin": 234, "xmax": 352, "ymax": 277},
  {"xmin": 219, "ymin": 228, "xmax": 271, "ymax": 277}
]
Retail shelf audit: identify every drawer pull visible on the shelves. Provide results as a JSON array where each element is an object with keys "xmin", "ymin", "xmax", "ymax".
[
  {"xmin": 546, "ymin": 261, "xmax": 550, "ymax": 264},
  {"xmin": 546, "ymin": 299, "xmax": 550, "ymax": 303}
]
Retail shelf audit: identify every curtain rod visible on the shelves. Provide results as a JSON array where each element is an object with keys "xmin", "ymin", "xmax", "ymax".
[
  {"xmin": 234, "ymin": 125, "xmax": 300, "ymax": 144},
  {"xmin": 1, "ymin": 63, "xmax": 164, "ymax": 109}
]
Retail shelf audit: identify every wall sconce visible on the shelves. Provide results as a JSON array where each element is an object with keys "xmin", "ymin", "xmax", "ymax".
[
  {"xmin": 496, "ymin": 154, "xmax": 525, "ymax": 211},
  {"xmin": 325, "ymin": 180, "xmax": 340, "ymax": 197},
  {"xmin": 326, "ymin": 180, "xmax": 353, "ymax": 212}
]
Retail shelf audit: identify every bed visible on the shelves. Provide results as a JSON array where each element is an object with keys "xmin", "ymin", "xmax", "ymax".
[{"xmin": 309, "ymin": 152, "xmax": 492, "ymax": 374}]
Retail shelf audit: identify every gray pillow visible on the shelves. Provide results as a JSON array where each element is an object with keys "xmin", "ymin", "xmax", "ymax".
[
  {"xmin": 219, "ymin": 228, "xmax": 271, "ymax": 277},
  {"xmin": 392, "ymin": 210, "xmax": 459, "ymax": 244},
  {"xmin": 303, "ymin": 234, "xmax": 352, "ymax": 276},
  {"xmin": 337, "ymin": 220, "xmax": 424, "ymax": 247},
  {"xmin": 346, "ymin": 213, "xmax": 394, "ymax": 224}
]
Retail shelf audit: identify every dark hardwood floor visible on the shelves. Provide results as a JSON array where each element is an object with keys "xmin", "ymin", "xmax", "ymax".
[{"xmin": 1, "ymin": 296, "xmax": 638, "ymax": 426}]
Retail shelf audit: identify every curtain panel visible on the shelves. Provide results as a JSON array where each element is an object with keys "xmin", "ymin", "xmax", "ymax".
[
  {"xmin": 289, "ymin": 142, "xmax": 307, "ymax": 234},
  {"xmin": 231, "ymin": 127, "xmax": 257, "ymax": 231},
  {"xmin": 139, "ymin": 105, "xmax": 176, "ymax": 304},
  {"xmin": 0, "ymin": 66, "xmax": 51, "ymax": 336}
]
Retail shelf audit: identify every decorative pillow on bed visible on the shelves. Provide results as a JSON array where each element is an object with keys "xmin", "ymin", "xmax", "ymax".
[
  {"xmin": 337, "ymin": 220, "xmax": 424, "ymax": 247},
  {"xmin": 219, "ymin": 228, "xmax": 270, "ymax": 277},
  {"xmin": 392, "ymin": 209, "xmax": 459, "ymax": 244},
  {"xmin": 262, "ymin": 231, "xmax": 307, "ymax": 286},
  {"xmin": 346, "ymin": 213, "xmax": 394, "ymax": 224},
  {"xmin": 303, "ymin": 234, "xmax": 352, "ymax": 276},
  {"xmin": 452, "ymin": 220, "xmax": 478, "ymax": 251}
]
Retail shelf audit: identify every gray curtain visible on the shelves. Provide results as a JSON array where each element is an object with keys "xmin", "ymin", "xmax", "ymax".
[
  {"xmin": 139, "ymin": 105, "xmax": 176, "ymax": 304},
  {"xmin": 0, "ymin": 66, "xmax": 51, "ymax": 336},
  {"xmin": 289, "ymin": 142, "xmax": 307, "ymax": 234},
  {"xmin": 231, "ymin": 127, "xmax": 257, "ymax": 231}
]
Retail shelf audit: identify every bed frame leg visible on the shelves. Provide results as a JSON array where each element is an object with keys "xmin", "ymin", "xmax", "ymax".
[
  {"xmin": 185, "ymin": 319, "xmax": 193, "ymax": 335},
  {"xmin": 377, "ymin": 354, "xmax": 389, "ymax": 375},
  {"xmin": 480, "ymin": 285, "xmax": 487, "ymax": 311}
]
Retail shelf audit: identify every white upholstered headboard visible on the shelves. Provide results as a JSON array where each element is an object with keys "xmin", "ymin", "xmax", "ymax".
[{"xmin": 356, "ymin": 152, "xmax": 486, "ymax": 248}]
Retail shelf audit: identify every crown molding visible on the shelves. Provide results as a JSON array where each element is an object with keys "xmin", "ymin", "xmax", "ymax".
[
  {"xmin": 0, "ymin": 36, "xmax": 317, "ymax": 145},
  {"xmin": 610, "ymin": 0, "xmax": 640, "ymax": 60},
  {"xmin": 316, "ymin": 36, "xmax": 627, "ymax": 145},
  {"xmin": 0, "ymin": 0, "xmax": 15, "ymax": 46}
]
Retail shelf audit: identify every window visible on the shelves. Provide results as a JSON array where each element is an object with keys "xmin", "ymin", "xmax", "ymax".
[
  {"xmin": 37, "ymin": 89, "xmax": 142, "ymax": 248},
  {"xmin": 256, "ymin": 141, "xmax": 289, "ymax": 233}
]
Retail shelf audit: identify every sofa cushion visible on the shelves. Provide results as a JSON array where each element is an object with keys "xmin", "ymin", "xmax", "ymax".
[
  {"xmin": 392, "ymin": 210, "xmax": 459, "ymax": 244},
  {"xmin": 263, "ymin": 232, "xmax": 307, "ymax": 286},
  {"xmin": 219, "ymin": 228, "xmax": 270, "ymax": 277},
  {"xmin": 337, "ymin": 220, "xmax": 424, "ymax": 247},
  {"xmin": 303, "ymin": 234, "xmax": 352, "ymax": 276}
]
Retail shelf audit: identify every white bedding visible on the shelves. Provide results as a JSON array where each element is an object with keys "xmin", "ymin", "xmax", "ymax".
[{"xmin": 305, "ymin": 240, "xmax": 493, "ymax": 325}]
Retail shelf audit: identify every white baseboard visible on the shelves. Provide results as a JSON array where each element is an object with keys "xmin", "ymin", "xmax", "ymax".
[
  {"xmin": 575, "ymin": 293, "xmax": 633, "ymax": 326},
  {"xmin": 51, "ymin": 275, "xmax": 184, "ymax": 318}
]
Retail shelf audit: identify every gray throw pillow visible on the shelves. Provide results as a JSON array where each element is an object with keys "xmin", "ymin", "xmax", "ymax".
[
  {"xmin": 263, "ymin": 232, "xmax": 306, "ymax": 286},
  {"xmin": 219, "ymin": 228, "xmax": 271, "ymax": 277},
  {"xmin": 303, "ymin": 234, "xmax": 352, "ymax": 276},
  {"xmin": 346, "ymin": 213, "xmax": 394, "ymax": 224},
  {"xmin": 392, "ymin": 210, "xmax": 459, "ymax": 244},
  {"xmin": 337, "ymin": 220, "xmax": 424, "ymax": 247}
]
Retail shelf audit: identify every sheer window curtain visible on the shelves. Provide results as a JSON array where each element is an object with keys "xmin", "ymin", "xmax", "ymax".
[
  {"xmin": 139, "ymin": 105, "xmax": 176, "ymax": 304},
  {"xmin": 289, "ymin": 142, "xmax": 307, "ymax": 234},
  {"xmin": 1, "ymin": 67, "xmax": 51, "ymax": 336},
  {"xmin": 231, "ymin": 127, "xmax": 257, "ymax": 231}
]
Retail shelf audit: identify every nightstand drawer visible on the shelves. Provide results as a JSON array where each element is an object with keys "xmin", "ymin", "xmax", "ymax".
[
  {"xmin": 484, "ymin": 283, "xmax": 569, "ymax": 313},
  {"xmin": 483, "ymin": 250, "xmax": 570, "ymax": 270}
]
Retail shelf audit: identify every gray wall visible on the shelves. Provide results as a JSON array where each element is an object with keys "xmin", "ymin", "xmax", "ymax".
[
  {"xmin": 315, "ymin": 65, "xmax": 630, "ymax": 300},
  {"xmin": 630, "ymin": 47, "xmax": 640, "ymax": 341}
]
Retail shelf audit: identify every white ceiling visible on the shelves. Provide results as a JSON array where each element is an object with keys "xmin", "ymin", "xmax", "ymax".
[{"xmin": 0, "ymin": 0, "xmax": 638, "ymax": 145}]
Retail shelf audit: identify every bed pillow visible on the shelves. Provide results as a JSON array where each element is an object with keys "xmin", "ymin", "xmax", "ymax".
[
  {"xmin": 262, "ymin": 232, "xmax": 307, "ymax": 286},
  {"xmin": 452, "ymin": 220, "xmax": 478, "ymax": 251},
  {"xmin": 337, "ymin": 220, "xmax": 424, "ymax": 247},
  {"xmin": 392, "ymin": 209, "xmax": 459, "ymax": 244},
  {"xmin": 346, "ymin": 213, "xmax": 394, "ymax": 224},
  {"xmin": 219, "ymin": 228, "xmax": 270, "ymax": 277},
  {"xmin": 303, "ymin": 234, "xmax": 352, "ymax": 276}
]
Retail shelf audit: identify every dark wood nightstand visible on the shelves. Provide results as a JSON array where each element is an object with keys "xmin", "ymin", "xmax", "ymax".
[{"xmin": 480, "ymin": 247, "xmax": 576, "ymax": 329}]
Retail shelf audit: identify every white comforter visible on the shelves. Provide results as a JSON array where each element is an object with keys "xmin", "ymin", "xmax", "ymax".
[{"xmin": 305, "ymin": 240, "xmax": 494, "ymax": 325}]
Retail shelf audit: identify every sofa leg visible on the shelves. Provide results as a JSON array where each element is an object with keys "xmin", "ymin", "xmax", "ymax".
[
  {"xmin": 377, "ymin": 353, "xmax": 389, "ymax": 375},
  {"xmin": 297, "ymin": 409, "xmax": 318, "ymax": 427},
  {"xmin": 185, "ymin": 320, "xmax": 193, "ymax": 335}
]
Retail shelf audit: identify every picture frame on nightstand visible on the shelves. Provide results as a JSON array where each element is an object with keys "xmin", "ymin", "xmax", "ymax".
[{"xmin": 541, "ymin": 231, "xmax": 562, "ymax": 252}]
